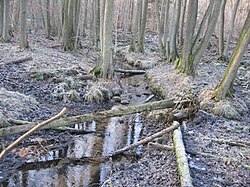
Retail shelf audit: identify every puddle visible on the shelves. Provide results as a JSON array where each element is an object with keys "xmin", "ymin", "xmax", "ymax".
[{"xmin": 1, "ymin": 74, "xmax": 152, "ymax": 186}]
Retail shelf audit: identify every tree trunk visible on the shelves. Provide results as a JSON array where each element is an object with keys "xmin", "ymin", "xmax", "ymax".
[
  {"xmin": 168, "ymin": 0, "xmax": 181, "ymax": 62},
  {"xmin": 2, "ymin": 0, "xmax": 10, "ymax": 42},
  {"xmin": 213, "ymin": 11, "xmax": 250, "ymax": 100},
  {"xmin": 155, "ymin": 0, "xmax": 165, "ymax": 57},
  {"xmin": 218, "ymin": 0, "xmax": 226, "ymax": 59},
  {"xmin": 178, "ymin": 0, "xmax": 187, "ymax": 46},
  {"xmin": 0, "ymin": 98, "xmax": 186, "ymax": 136},
  {"xmin": 223, "ymin": 0, "xmax": 240, "ymax": 58},
  {"xmin": 176, "ymin": 0, "xmax": 198, "ymax": 71},
  {"xmin": 100, "ymin": 0, "xmax": 106, "ymax": 53},
  {"xmin": 101, "ymin": 0, "xmax": 114, "ymax": 79},
  {"xmin": 192, "ymin": 0, "xmax": 214, "ymax": 52},
  {"xmin": 44, "ymin": 0, "xmax": 51, "ymax": 37},
  {"xmin": 0, "ymin": 0, "xmax": 3, "ymax": 38},
  {"xmin": 137, "ymin": 0, "xmax": 148, "ymax": 53},
  {"xmin": 163, "ymin": 0, "xmax": 170, "ymax": 55},
  {"xmin": 19, "ymin": 0, "xmax": 28, "ymax": 49},
  {"xmin": 129, "ymin": 0, "xmax": 141, "ymax": 52}
]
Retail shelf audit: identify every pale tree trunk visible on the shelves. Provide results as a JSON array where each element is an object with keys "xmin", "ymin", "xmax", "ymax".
[
  {"xmin": 213, "ymin": 11, "xmax": 250, "ymax": 100},
  {"xmin": 155, "ymin": 0, "xmax": 165, "ymax": 57},
  {"xmin": 44, "ymin": 0, "xmax": 51, "ymax": 37},
  {"xmin": 168, "ymin": 0, "xmax": 181, "ymax": 62},
  {"xmin": 192, "ymin": 0, "xmax": 214, "ymax": 52},
  {"xmin": 223, "ymin": 0, "xmax": 240, "ymax": 58},
  {"xmin": 123, "ymin": 0, "xmax": 130, "ymax": 36},
  {"xmin": 176, "ymin": 0, "xmax": 198, "ymax": 71},
  {"xmin": 191, "ymin": 0, "xmax": 222, "ymax": 70},
  {"xmin": 2, "ymin": 0, "xmax": 10, "ymax": 42},
  {"xmin": 10, "ymin": 0, "xmax": 19, "ymax": 31},
  {"xmin": 74, "ymin": 0, "xmax": 81, "ymax": 49},
  {"xmin": 129, "ymin": 0, "xmax": 141, "ymax": 52},
  {"xmin": 218, "ymin": 0, "xmax": 226, "ymax": 59},
  {"xmin": 19, "ymin": 0, "xmax": 28, "ymax": 49},
  {"xmin": 137, "ymin": 0, "xmax": 148, "ymax": 53},
  {"xmin": 100, "ymin": 0, "xmax": 106, "ymax": 53},
  {"xmin": 163, "ymin": 0, "xmax": 170, "ymax": 54},
  {"xmin": 0, "ymin": 0, "xmax": 3, "ymax": 38},
  {"xmin": 178, "ymin": 0, "xmax": 187, "ymax": 46},
  {"xmin": 101, "ymin": 0, "xmax": 114, "ymax": 79}
]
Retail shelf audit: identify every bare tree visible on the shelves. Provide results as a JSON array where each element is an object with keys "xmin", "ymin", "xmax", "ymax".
[
  {"xmin": 213, "ymin": 11, "xmax": 250, "ymax": 100},
  {"xmin": 0, "ymin": 0, "xmax": 3, "ymax": 39},
  {"xmin": 218, "ymin": 0, "xmax": 227, "ymax": 59},
  {"xmin": 2, "ymin": 0, "xmax": 10, "ymax": 42}
]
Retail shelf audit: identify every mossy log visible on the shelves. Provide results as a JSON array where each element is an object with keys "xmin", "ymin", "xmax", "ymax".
[
  {"xmin": 173, "ymin": 126, "xmax": 193, "ymax": 187},
  {"xmin": 0, "ymin": 98, "xmax": 190, "ymax": 136}
]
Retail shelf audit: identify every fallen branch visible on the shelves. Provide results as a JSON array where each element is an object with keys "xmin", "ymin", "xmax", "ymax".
[
  {"xmin": 205, "ymin": 137, "xmax": 250, "ymax": 147},
  {"xmin": 148, "ymin": 142, "xmax": 173, "ymax": 151},
  {"xmin": 7, "ymin": 56, "xmax": 33, "ymax": 64},
  {"xmin": 0, "ymin": 108, "xmax": 67, "ymax": 160},
  {"xmin": 1, "ymin": 98, "xmax": 190, "ymax": 136},
  {"xmin": 114, "ymin": 69, "xmax": 146, "ymax": 75},
  {"xmin": 112, "ymin": 121, "xmax": 180, "ymax": 156},
  {"xmin": 173, "ymin": 126, "xmax": 193, "ymax": 187}
]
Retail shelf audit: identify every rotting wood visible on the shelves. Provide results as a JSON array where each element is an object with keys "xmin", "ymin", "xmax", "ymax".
[
  {"xmin": 112, "ymin": 121, "xmax": 180, "ymax": 156},
  {"xmin": 0, "ymin": 108, "xmax": 67, "ymax": 160},
  {"xmin": 0, "ymin": 98, "xmax": 191, "ymax": 136},
  {"xmin": 173, "ymin": 125, "xmax": 193, "ymax": 187},
  {"xmin": 7, "ymin": 56, "xmax": 33, "ymax": 64},
  {"xmin": 114, "ymin": 68, "xmax": 146, "ymax": 75}
]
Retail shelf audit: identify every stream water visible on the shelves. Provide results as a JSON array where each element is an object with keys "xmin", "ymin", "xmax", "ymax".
[{"xmin": 1, "ymin": 73, "xmax": 151, "ymax": 187}]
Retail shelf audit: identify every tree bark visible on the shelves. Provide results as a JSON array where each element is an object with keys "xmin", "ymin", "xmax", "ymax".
[
  {"xmin": 137, "ymin": 0, "xmax": 148, "ymax": 53},
  {"xmin": 2, "ymin": 0, "xmax": 9, "ymax": 42},
  {"xmin": 178, "ymin": 0, "xmax": 187, "ymax": 46},
  {"xmin": 218, "ymin": 0, "xmax": 226, "ymax": 59},
  {"xmin": 101, "ymin": 0, "xmax": 114, "ymax": 79},
  {"xmin": 173, "ymin": 126, "xmax": 193, "ymax": 187},
  {"xmin": 0, "ymin": 98, "xmax": 190, "ymax": 136},
  {"xmin": 19, "ymin": 0, "xmax": 28, "ymax": 49},
  {"xmin": 223, "ymin": 0, "xmax": 240, "ymax": 58},
  {"xmin": 155, "ymin": 0, "xmax": 165, "ymax": 57},
  {"xmin": 213, "ymin": 11, "xmax": 250, "ymax": 100},
  {"xmin": 0, "ymin": 0, "xmax": 3, "ymax": 38}
]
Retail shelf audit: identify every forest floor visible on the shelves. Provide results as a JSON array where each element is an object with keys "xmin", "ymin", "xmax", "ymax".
[{"xmin": 0, "ymin": 31, "xmax": 249, "ymax": 187}]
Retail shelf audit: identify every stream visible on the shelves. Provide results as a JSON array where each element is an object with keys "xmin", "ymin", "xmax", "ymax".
[{"xmin": 0, "ymin": 70, "xmax": 153, "ymax": 187}]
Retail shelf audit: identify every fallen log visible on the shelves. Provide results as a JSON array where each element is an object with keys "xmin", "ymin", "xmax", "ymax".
[
  {"xmin": 7, "ymin": 56, "xmax": 33, "ymax": 64},
  {"xmin": 114, "ymin": 69, "xmax": 146, "ymax": 75},
  {"xmin": 173, "ymin": 126, "xmax": 193, "ymax": 187},
  {"xmin": 0, "ymin": 108, "xmax": 67, "ymax": 160},
  {"xmin": 0, "ymin": 98, "xmax": 188, "ymax": 136},
  {"xmin": 112, "ymin": 121, "xmax": 180, "ymax": 156}
]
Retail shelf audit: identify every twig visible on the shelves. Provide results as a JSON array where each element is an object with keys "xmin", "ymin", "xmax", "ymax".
[
  {"xmin": 7, "ymin": 56, "xmax": 33, "ymax": 64},
  {"xmin": 205, "ymin": 137, "xmax": 250, "ymax": 147},
  {"xmin": 0, "ymin": 108, "xmax": 67, "ymax": 160},
  {"xmin": 112, "ymin": 121, "xmax": 180, "ymax": 156}
]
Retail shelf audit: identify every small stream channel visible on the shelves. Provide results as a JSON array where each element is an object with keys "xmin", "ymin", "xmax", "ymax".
[{"xmin": 1, "ymin": 71, "xmax": 153, "ymax": 187}]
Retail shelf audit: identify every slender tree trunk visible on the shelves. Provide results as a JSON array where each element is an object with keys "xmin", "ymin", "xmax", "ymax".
[
  {"xmin": 213, "ymin": 11, "xmax": 250, "ymax": 100},
  {"xmin": 218, "ymin": 0, "xmax": 226, "ymax": 59},
  {"xmin": 100, "ymin": 0, "xmax": 106, "ymax": 53},
  {"xmin": 10, "ymin": 0, "xmax": 19, "ymax": 31},
  {"xmin": 44, "ymin": 0, "xmax": 51, "ymax": 37},
  {"xmin": 192, "ymin": 0, "xmax": 214, "ymax": 52},
  {"xmin": 101, "ymin": 0, "xmax": 114, "ymax": 79},
  {"xmin": 123, "ymin": 0, "xmax": 130, "ymax": 35},
  {"xmin": 155, "ymin": 0, "xmax": 165, "ymax": 57},
  {"xmin": 223, "ymin": 0, "xmax": 240, "ymax": 58},
  {"xmin": 0, "ymin": 0, "xmax": 4, "ymax": 38},
  {"xmin": 74, "ymin": 0, "xmax": 81, "ymax": 49},
  {"xmin": 2, "ymin": 0, "xmax": 10, "ymax": 42},
  {"xmin": 163, "ymin": 0, "xmax": 170, "ymax": 54},
  {"xmin": 177, "ymin": 0, "xmax": 198, "ymax": 71},
  {"xmin": 19, "ymin": 0, "xmax": 28, "ymax": 49},
  {"xmin": 129, "ymin": 0, "xmax": 141, "ymax": 52},
  {"xmin": 168, "ymin": 0, "xmax": 181, "ymax": 62},
  {"xmin": 137, "ymin": 0, "xmax": 148, "ymax": 53},
  {"xmin": 178, "ymin": 0, "xmax": 187, "ymax": 46}
]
